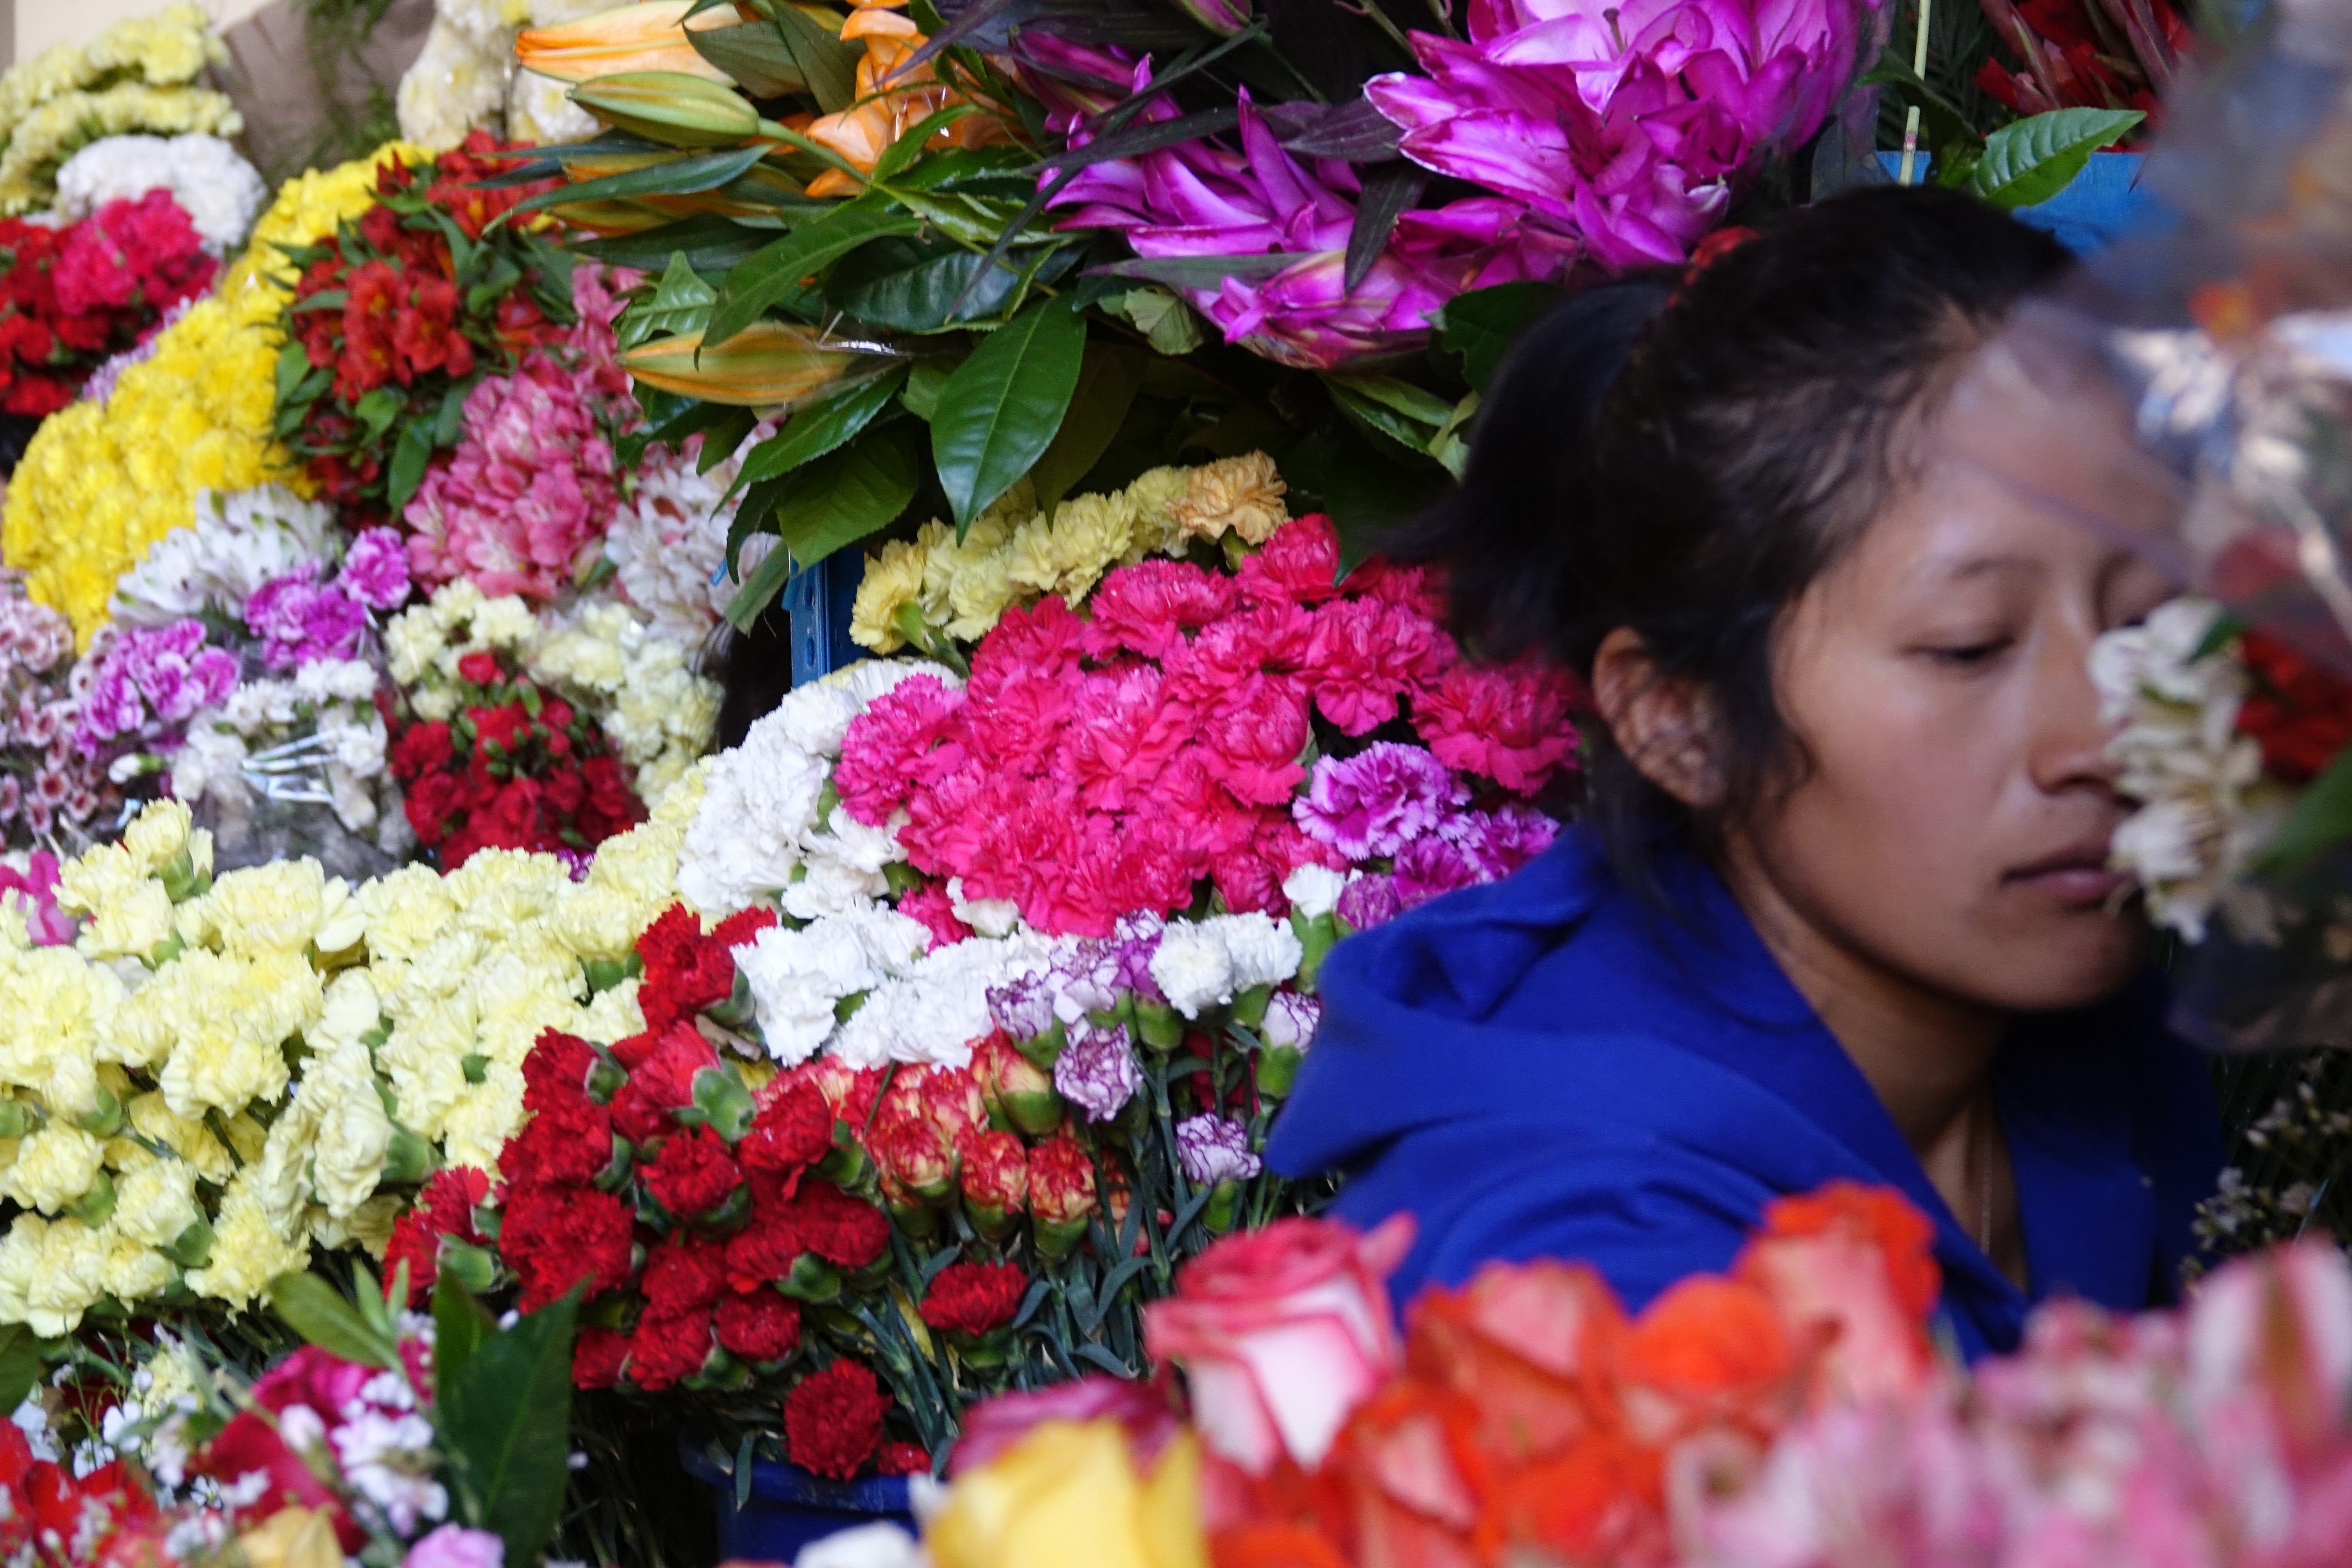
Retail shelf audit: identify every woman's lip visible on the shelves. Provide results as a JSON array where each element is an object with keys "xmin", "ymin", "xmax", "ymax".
[{"xmin": 2007, "ymin": 861, "xmax": 2131, "ymax": 906}]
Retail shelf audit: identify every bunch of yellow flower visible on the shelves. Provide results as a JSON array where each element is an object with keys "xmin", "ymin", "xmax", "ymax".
[
  {"xmin": 0, "ymin": 779, "xmax": 700, "ymax": 1336},
  {"xmin": 0, "ymin": 4, "xmax": 240, "ymax": 212},
  {"xmin": 2, "ymin": 145, "xmax": 418, "ymax": 645},
  {"xmin": 848, "ymin": 453, "xmax": 1290, "ymax": 655}
]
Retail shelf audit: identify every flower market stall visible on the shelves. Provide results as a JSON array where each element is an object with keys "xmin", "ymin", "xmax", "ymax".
[{"xmin": 0, "ymin": 0, "xmax": 2316, "ymax": 1563}]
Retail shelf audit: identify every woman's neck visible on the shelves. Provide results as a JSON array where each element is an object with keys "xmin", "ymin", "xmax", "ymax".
[{"xmin": 1724, "ymin": 844, "xmax": 2027, "ymax": 1283}]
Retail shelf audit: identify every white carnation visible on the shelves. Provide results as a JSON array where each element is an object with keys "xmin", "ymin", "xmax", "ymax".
[
  {"xmin": 53, "ymin": 134, "xmax": 264, "ymax": 254},
  {"xmin": 831, "ymin": 929, "xmax": 1055, "ymax": 1070},
  {"xmin": 733, "ymin": 909, "xmax": 931, "ymax": 1066},
  {"xmin": 1281, "ymin": 864, "xmax": 1351, "ymax": 922},
  {"xmin": 110, "ymin": 485, "xmax": 334, "ymax": 626},
  {"xmin": 947, "ymin": 877, "xmax": 1020, "ymax": 939},
  {"xmin": 1219, "ymin": 911, "xmax": 1302, "ymax": 991},
  {"xmin": 1149, "ymin": 924, "xmax": 1234, "ymax": 1020}
]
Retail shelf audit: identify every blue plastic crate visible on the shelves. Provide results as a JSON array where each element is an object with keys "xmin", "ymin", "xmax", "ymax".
[
  {"xmin": 678, "ymin": 1439, "xmax": 915, "ymax": 1563},
  {"xmin": 1876, "ymin": 150, "xmax": 2158, "ymax": 254}
]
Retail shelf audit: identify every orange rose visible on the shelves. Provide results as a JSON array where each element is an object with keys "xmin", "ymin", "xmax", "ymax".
[
  {"xmin": 1617, "ymin": 1277, "xmax": 1799, "ymax": 1444},
  {"xmin": 1406, "ymin": 1259, "xmax": 1626, "ymax": 1463},
  {"xmin": 1737, "ymin": 1182, "xmax": 1940, "ymax": 1404}
]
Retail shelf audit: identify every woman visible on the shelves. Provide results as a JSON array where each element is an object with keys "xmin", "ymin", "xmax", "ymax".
[{"xmin": 1263, "ymin": 185, "xmax": 2223, "ymax": 1360}]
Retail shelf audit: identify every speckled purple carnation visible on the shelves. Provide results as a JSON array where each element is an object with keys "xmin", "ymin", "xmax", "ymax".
[
  {"xmin": 1261, "ymin": 990, "xmax": 1322, "ymax": 1050},
  {"xmin": 1293, "ymin": 742, "xmax": 1467, "ymax": 861},
  {"xmin": 1335, "ymin": 872, "xmax": 1404, "ymax": 931},
  {"xmin": 988, "ymin": 971, "xmax": 1057, "ymax": 1039},
  {"xmin": 337, "ymin": 526, "xmax": 414, "ymax": 611},
  {"xmin": 1053, "ymin": 1019, "xmax": 1140, "ymax": 1121},
  {"xmin": 1175, "ymin": 1115, "xmax": 1261, "ymax": 1186}
]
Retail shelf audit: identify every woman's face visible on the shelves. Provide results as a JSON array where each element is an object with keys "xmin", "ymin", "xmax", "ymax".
[{"xmin": 1739, "ymin": 424, "xmax": 2176, "ymax": 1016}]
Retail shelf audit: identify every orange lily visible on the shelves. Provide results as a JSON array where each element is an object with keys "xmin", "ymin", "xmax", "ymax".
[
  {"xmin": 515, "ymin": 1, "xmax": 746, "ymax": 86},
  {"xmin": 799, "ymin": 0, "xmax": 1014, "ymax": 197}
]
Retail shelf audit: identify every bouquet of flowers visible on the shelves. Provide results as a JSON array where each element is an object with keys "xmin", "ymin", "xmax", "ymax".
[
  {"xmin": 23, "ymin": 1262, "xmax": 586, "ymax": 1568},
  {"xmin": 877, "ymin": 1186, "xmax": 2352, "ymax": 1568},
  {"xmin": 0, "ymin": 570, "xmax": 115, "ymax": 849},
  {"xmin": 0, "ymin": 188, "xmax": 217, "ymax": 419},
  {"xmin": 271, "ymin": 131, "xmax": 601, "ymax": 526}
]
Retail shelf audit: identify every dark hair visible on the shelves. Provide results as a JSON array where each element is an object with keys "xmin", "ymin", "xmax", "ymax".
[{"xmin": 1405, "ymin": 184, "xmax": 2072, "ymax": 894}]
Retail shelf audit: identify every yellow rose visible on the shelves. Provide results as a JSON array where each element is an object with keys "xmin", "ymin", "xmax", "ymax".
[
  {"xmin": 929, "ymin": 1422, "xmax": 1206, "ymax": 1568},
  {"xmin": 3, "ymin": 1126, "xmax": 104, "ymax": 1214}
]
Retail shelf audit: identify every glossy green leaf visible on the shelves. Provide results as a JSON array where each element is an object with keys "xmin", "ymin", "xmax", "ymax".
[
  {"xmin": 1437, "ymin": 281, "xmax": 1562, "ymax": 393},
  {"xmin": 0, "ymin": 1328, "xmax": 40, "ymax": 1417},
  {"xmin": 727, "ymin": 364, "xmax": 908, "ymax": 498},
  {"xmin": 1029, "ymin": 343, "xmax": 1142, "ymax": 508},
  {"xmin": 772, "ymin": 424, "xmax": 922, "ymax": 567},
  {"xmin": 705, "ymin": 194, "xmax": 921, "ymax": 350},
  {"xmin": 441, "ymin": 1288, "xmax": 580, "ymax": 1568},
  {"xmin": 1344, "ymin": 163, "xmax": 1427, "ymax": 292},
  {"xmin": 688, "ymin": 20, "xmax": 808, "ymax": 97},
  {"xmin": 931, "ymin": 294, "xmax": 1086, "ymax": 532},
  {"xmin": 513, "ymin": 144, "xmax": 765, "ymax": 214},
  {"xmin": 269, "ymin": 1273, "xmax": 397, "ymax": 1369},
  {"xmin": 1972, "ymin": 108, "xmax": 2144, "ymax": 210},
  {"xmin": 872, "ymin": 104, "xmax": 978, "ymax": 184},
  {"xmin": 577, "ymin": 214, "xmax": 770, "ymax": 276},
  {"xmin": 1106, "ymin": 287, "xmax": 1203, "ymax": 356},
  {"xmin": 433, "ymin": 1268, "xmax": 494, "ymax": 1396},
  {"xmin": 900, "ymin": 356, "xmax": 953, "ymax": 420},
  {"xmin": 771, "ymin": 1, "xmax": 861, "ymax": 113},
  {"xmin": 387, "ymin": 420, "xmax": 434, "ymax": 513},
  {"xmin": 830, "ymin": 239, "xmax": 1024, "ymax": 331}
]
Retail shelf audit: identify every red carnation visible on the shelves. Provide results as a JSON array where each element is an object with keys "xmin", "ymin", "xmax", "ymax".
[
  {"xmin": 389, "ymin": 719, "xmax": 453, "ymax": 783},
  {"xmin": 500, "ymin": 1182, "xmax": 635, "ymax": 1310},
  {"xmin": 741, "ymin": 1075, "xmax": 834, "ymax": 1178},
  {"xmin": 724, "ymin": 1201, "xmax": 804, "ymax": 1293},
  {"xmin": 2238, "ymin": 629, "xmax": 2352, "ymax": 784},
  {"xmin": 523, "ymin": 1030, "xmax": 600, "ymax": 1114},
  {"xmin": 803, "ymin": 1060, "xmax": 886, "ymax": 1131},
  {"xmin": 626, "ymin": 1304, "xmax": 714, "ymax": 1392},
  {"xmin": 456, "ymin": 651, "xmax": 503, "ymax": 686},
  {"xmin": 382, "ymin": 1167, "xmax": 490, "ymax": 1303},
  {"xmin": 642, "ymin": 1236, "xmax": 729, "ymax": 1313},
  {"xmin": 502, "ymin": 1093, "xmax": 614, "ymax": 1188},
  {"xmin": 785, "ymin": 1361, "xmax": 890, "ymax": 1480},
  {"xmin": 574, "ymin": 1326, "xmax": 630, "ymax": 1390},
  {"xmin": 919, "ymin": 1261, "xmax": 1028, "ymax": 1337},
  {"xmin": 875, "ymin": 1443, "xmax": 931, "ymax": 1477},
  {"xmin": 643, "ymin": 1126, "xmax": 743, "ymax": 1219},
  {"xmin": 715, "ymin": 1290, "xmax": 802, "ymax": 1363},
  {"xmin": 783, "ymin": 1180, "xmax": 890, "ymax": 1268},
  {"xmin": 609, "ymin": 1023, "xmax": 719, "ymax": 1144}
]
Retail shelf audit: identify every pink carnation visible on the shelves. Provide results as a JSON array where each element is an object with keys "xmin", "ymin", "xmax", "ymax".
[
  {"xmin": 1063, "ymin": 667, "xmax": 1191, "ymax": 814},
  {"xmin": 1084, "ymin": 559, "xmax": 1237, "ymax": 661},
  {"xmin": 1412, "ymin": 660, "xmax": 1581, "ymax": 795},
  {"xmin": 836, "ymin": 675, "xmax": 971, "ymax": 827},
  {"xmin": 1308, "ymin": 596, "xmax": 1455, "ymax": 736},
  {"xmin": 1234, "ymin": 515, "xmax": 1344, "ymax": 606},
  {"xmin": 337, "ymin": 527, "xmax": 413, "ymax": 610},
  {"xmin": 895, "ymin": 882, "xmax": 971, "ymax": 947}
]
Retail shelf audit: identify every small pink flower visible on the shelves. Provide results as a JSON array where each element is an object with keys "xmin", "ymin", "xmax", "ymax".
[
  {"xmin": 1412, "ymin": 660, "xmax": 1581, "ymax": 795},
  {"xmin": 402, "ymin": 1524, "xmax": 504, "ymax": 1568}
]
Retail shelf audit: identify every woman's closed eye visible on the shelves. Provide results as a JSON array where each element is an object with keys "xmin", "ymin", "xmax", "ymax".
[{"xmin": 1918, "ymin": 635, "xmax": 2015, "ymax": 668}]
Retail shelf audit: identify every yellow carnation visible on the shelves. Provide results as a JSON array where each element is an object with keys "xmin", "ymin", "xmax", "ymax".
[
  {"xmin": 850, "ymin": 535, "xmax": 933, "ymax": 653},
  {"xmin": 127, "ymin": 1093, "xmax": 235, "ymax": 1185},
  {"xmin": 3, "ymin": 1127, "xmax": 104, "ymax": 1214},
  {"xmin": 111, "ymin": 1154, "xmax": 201, "ymax": 1249},
  {"xmin": 1168, "ymin": 453, "xmax": 1288, "ymax": 546},
  {"xmin": 1047, "ymin": 491, "xmax": 1141, "ymax": 603},
  {"xmin": 190, "ymin": 1168, "xmax": 310, "ymax": 1310},
  {"xmin": 1123, "ymin": 466, "xmax": 1192, "ymax": 558}
]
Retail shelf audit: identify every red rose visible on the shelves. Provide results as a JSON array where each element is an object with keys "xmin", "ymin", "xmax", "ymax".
[
  {"xmin": 782, "ymin": 1179, "xmax": 889, "ymax": 1268},
  {"xmin": 919, "ymin": 1260, "xmax": 1028, "ymax": 1337},
  {"xmin": 642, "ymin": 1236, "xmax": 729, "ymax": 1313},
  {"xmin": 786, "ymin": 1361, "xmax": 890, "ymax": 1480},
  {"xmin": 501, "ymin": 1181, "xmax": 635, "ymax": 1309},
  {"xmin": 383, "ymin": 1166, "xmax": 490, "ymax": 1302},
  {"xmin": 627, "ymin": 1303, "xmax": 715, "ymax": 1392},
  {"xmin": 574, "ymin": 1325, "xmax": 630, "ymax": 1390},
  {"xmin": 715, "ymin": 1290, "xmax": 802, "ymax": 1363},
  {"xmin": 741, "ymin": 1075, "xmax": 833, "ymax": 1179},
  {"xmin": 457, "ymin": 651, "xmax": 503, "ymax": 686},
  {"xmin": 642, "ymin": 1125, "xmax": 743, "ymax": 1219}
]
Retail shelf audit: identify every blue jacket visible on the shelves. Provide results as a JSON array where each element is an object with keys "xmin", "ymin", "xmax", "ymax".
[{"xmin": 1265, "ymin": 830, "xmax": 2223, "ymax": 1361}]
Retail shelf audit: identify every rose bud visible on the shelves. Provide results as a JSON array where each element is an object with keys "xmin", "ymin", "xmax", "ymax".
[
  {"xmin": 1143, "ymin": 1213, "xmax": 1416, "ymax": 1474},
  {"xmin": 975, "ymin": 1033, "xmax": 1064, "ymax": 1137},
  {"xmin": 1026, "ymin": 1135, "xmax": 1099, "ymax": 1260},
  {"xmin": 958, "ymin": 1129, "xmax": 1029, "ymax": 1241}
]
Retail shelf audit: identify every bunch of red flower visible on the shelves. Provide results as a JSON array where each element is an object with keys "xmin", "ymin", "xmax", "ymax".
[
  {"xmin": 384, "ymin": 646, "xmax": 643, "ymax": 869},
  {"xmin": 275, "ymin": 131, "xmax": 568, "ymax": 516},
  {"xmin": 1977, "ymin": 0, "xmax": 2189, "ymax": 120},
  {"xmin": 1150, "ymin": 1185, "xmax": 1942, "ymax": 1568},
  {"xmin": 0, "ymin": 190, "xmax": 215, "ymax": 417},
  {"xmin": 0, "ymin": 1412, "xmax": 169, "ymax": 1567},
  {"xmin": 2236, "ymin": 628, "xmax": 2352, "ymax": 786}
]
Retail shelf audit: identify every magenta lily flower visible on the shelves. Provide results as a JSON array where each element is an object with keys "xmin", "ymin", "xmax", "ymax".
[
  {"xmin": 1367, "ymin": 0, "xmax": 1882, "ymax": 269},
  {"xmin": 1047, "ymin": 63, "xmax": 1575, "ymax": 368}
]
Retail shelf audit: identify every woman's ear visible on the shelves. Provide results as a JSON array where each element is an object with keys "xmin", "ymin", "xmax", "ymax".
[{"xmin": 1592, "ymin": 627, "xmax": 1726, "ymax": 808}]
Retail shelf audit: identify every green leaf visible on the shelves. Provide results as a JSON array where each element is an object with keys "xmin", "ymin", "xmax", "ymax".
[
  {"xmin": 1971, "ymin": 108, "xmax": 2144, "ymax": 209},
  {"xmin": 577, "ymin": 214, "xmax": 770, "ymax": 276},
  {"xmin": 433, "ymin": 1266, "xmax": 495, "ymax": 1396},
  {"xmin": 688, "ymin": 20, "xmax": 809, "ymax": 97},
  {"xmin": 1437, "ymin": 281, "xmax": 1562, "ymax": 393},
  {"xmin": 931, "ymin": 293, "xmax": 1087, "ymax": 532},
  {"xmin": 353, "ymin": 386, "xmax": 403, "ymax": 439},
  {"xmin": 387, "ymin": 419, "xmax": 434, "ymax": 513},
  {"xmin": 515, "ymin": 144, "xmax": 766, "ymax": 215},
  {"xmin": 2256, "ymin": 747, "xmax": 2352, "ymax": 876},
  {"xmin": 1105, "ymin": 286, "xmax": 1203, "ymax": 356},
  {"xmin": 1344, "ymin": 163, "xmax": 1427, "ymax": 292},
  {"xmin": 1327, "ymin": 373, "xmax": 1457, "ymax": 431},
  {"xmin": 433, "ymin": 379, "xmax": 471, "ymax": 446},
  {"xmin": 830, "ymin": 239, "xmax": 1025, "ymax": 331},
  {"xmin": 901, "ymin": 356, "xmax": 952, "ymax": 420},
  {"xmin": 728, "ymin": 364, "xmax": 908, "ymax": 498},
  {"xmin": 872, "ymin": 104, "xmax": 978, "ymax": 185},
  {"xmin": 1283, "ymin": 426, "xmax": 1449, "ymax": 571},
  {"xmin": 273, "ymin": 339, "xmax": 312, "ymax": 405},
  {"xmin": 771, "ymin": 1, "xmax": 862, "ymax": 113},
  {"xmin": 1028, "ymin": 343, "xmax": 1142, "ymax": 509},
  {"xmin": 705, "ymin": 194, "xmax": 922, "ymax": 350},
  {"xmin": 440, "ymin": 1288, "xmax": 581, "ymax": 1568},
  {"xmin": 269, "ymin": 1273, "xmax": 398, "ymax": 1369},
  {"xmin": 0, "ymin": 1327, "xmax": 39, "ymax": 1416},
  {"xmin": 1096, "ymin": 253, "xmax": 1308, "ymax": 290},
  {"xmin": 772, "ymin": 425, "xmax": 922, "ymax": 567}
]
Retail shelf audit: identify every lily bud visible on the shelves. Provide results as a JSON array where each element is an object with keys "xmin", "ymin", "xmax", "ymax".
[
  {"xmin": 572, "ymin": 72, "xmax": 760, "ymax": 148},
  {"xmin": 622, "ymin": 323, "xmax": 901, "ymax": 409},
  {"xmin": 1172, "ymin": 0, "xmax": 1251, "ymax": 36},
  {"xmin": 518, "ymin": 2, "xmax": 738, "ymax": 85}
]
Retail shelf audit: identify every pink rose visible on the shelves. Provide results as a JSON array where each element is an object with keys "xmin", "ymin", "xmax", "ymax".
[
  {"xmin": 2187, "ymin": 1240, "xmax": 2352, "ymax": 1461},
  {"xmin": 403, "ymin": 1524, "xmax": 505, "ymax": 1568},
  {"xmin": 1143, "ymin": 1213, "xmax": 1415, "ymax": 1473}
]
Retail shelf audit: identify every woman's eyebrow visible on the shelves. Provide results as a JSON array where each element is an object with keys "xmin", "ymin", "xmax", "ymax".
[{"xmin": 1930, "ymin": 553, "xmax": 2040, "ymax": 585}]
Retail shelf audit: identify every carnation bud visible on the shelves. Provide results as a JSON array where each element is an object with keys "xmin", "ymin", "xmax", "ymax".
[
  {"xmin": 1014, "ymin": 1017, "xmax": 1068, "ymax": 1074},
  {"xmin": 585, "ymin": 1047, "xmax": 628, "ymax": 1103},
  {"xmin": 1132, "ymin": 998, "xmax": 1184, "ymax": 1053},
  {"xmin": 437, "ymin": 1238, "xmax": 499, "ymax": 1295},
  {"xmin": 0, "ymin": 1102, "xmax": 39, "ymax": 1140},
  {"xmin": 686, "ymin": 1064, "xmax": 756, "ymax": 1143},
  {"xmin": 65, "ymin": 1169, "xmax": 116, "ymax": 1228},
  {"xmin": 164, "ymin": 1219, "xmax": 215, "ymax": 1270},
  {"xmin": 685, "ymin": 1345, "xmax": 751, "ymax": 1392},
  {"xmin": 381, "ymin": 1125, "xmax": 441, "ymax": 1186},
  {"xmin": 975, "ymin": 1034, "xmax": 1063, "ymax": 1137},
  {"xmin": 594, "ymin": 1134, "xmax": 635, "ymax": 1192},
  {"xmin": 1203, "ymin": 1182, "xmax": 1242, "ymax": 1235},
  {"xmin": 777, "ymin": 1253, "xmax": 843, "ymax": 1303},
  {"xmin": 1290, "ymin": 910, "xmax": 1340, "ymax": 991},
  {"xmin": 871, "ymin": 1103, "xmax": 957, "ymax": 1207},
  {"xmin": 1231, "ymin": 983, "xmax": 1273, "ymax": 1029},
  {"xmin": 958, "ymin": 1129, "xmax": 1029, "ymax": 1241},
  {"xmin": 69, "ymin": 1085, "xmax": 120, "ymax": 1139}
]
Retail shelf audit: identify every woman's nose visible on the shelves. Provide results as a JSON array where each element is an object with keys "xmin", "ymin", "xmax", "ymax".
[{"xmin": 2027, "ymin": 625, "xmax": 2124, "ymax": 795}]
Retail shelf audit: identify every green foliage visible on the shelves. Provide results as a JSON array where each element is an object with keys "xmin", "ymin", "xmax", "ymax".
[
  {"xmin": 438, "ymin": 1282, "xmax": 583, "ymax": 1568},
  {"xmin": 1971, "ymin": 108, "xmax": 2146, "ymax": 208},
  {"xmin": 931, "ymin": 294, "xmax": 1088, "ymax": 533}
]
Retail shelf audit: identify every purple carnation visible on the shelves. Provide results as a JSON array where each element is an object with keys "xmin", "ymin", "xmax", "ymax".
[
  {"xmin": 1175, "ymin": 1115, "xmax": 1262, "ymax": 1186},
  {"xmin": 246, "ymin": 570, "xmax": 367, "ymax": 673},
  {"xmin": 338, "ymin": 527, "xmax": 413, "ymax": 611},
  {"xmin": 987, "ymin": 971, "xmax": 1057, "ymax": 1039},
  {"xmin": 1335, "ymin": 872, "xmax": 1405, "ymax": 931},
  {"xmin": 1110, "ymin": 913, "xmax": 1167, "ymax": 1004},
  {"xmin": 1053, "ymin": 1020, "xmax": 1140, "ymax": 1121},
  {"xmin": 1050, "ymin": 940, "xmax": 1123, "ymax": 1017},
  {"xmin": 1261, "ymin": 990, "xmax": 1322, "ymax": 1050},
  {"xmin": 1393, "ymin": 835, "xmax": 1482, "ymax": 910},
  {"xmin": 73, "ymin": 665, "xmax": 144, "ymax": 753},
  {"xmin": 73, "ymin": 619, "xmax": 236, "ymax": 753},
  {"xmin": 1293, "ymin": 742, "xmax": 1466, "ymax": 861},
  {"xmin": 1442, "ymin": 802, "xmax": 1559, "ymax": 882}
]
